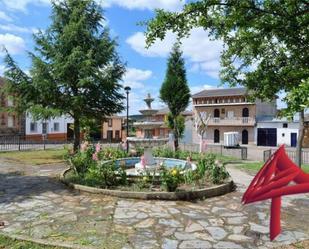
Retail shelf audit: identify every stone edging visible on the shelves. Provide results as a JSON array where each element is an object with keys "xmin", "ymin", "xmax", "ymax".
[{"xmin": 60, "ymin": 168, "xmax": 235, "ymax": 201}]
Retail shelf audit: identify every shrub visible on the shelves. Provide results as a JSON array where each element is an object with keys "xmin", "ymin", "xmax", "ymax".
[
  {"xmin": 209, "ymin": 162, "xmax": 230, "ymax": 184},
  {"xmin": 160, "ymin": 166, "xmax": 182, "ymax": 192},
  {"xmin": 98, "ymin": 147, "xmax": 128, "ymax": 161}
]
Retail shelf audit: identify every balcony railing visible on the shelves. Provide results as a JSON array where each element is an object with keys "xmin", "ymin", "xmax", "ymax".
[{"xmin": 208, "ymin": 117, "xmax": 255, "ymax": 126}]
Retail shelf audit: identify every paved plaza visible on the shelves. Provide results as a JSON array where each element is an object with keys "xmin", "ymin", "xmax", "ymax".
[{"xmin": 0, "ymin": 159, "xmax": 308, "ymax": 249}]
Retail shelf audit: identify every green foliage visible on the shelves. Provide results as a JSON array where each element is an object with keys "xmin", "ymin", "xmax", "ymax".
[
  {"xmin": 160, "ymin": 166, "xmax": 183, "ymax": 192},
  {"xmin": 98, "ymin": 147, "xmax": 128, "ymax": 161},
  {"xmin": 4, "ymin": 0, "xmax": 125, "ymax": 151},
  {"xmin": 160, "ymin": 43, "xmax": 190, "ymax": 150},
  {"xmin": 166, "ymin": 113, "xmax": 185, "ymax": 139},
  {"xmin": 69, "ymin": 147, "xmax": 95, "ymax": 176}
]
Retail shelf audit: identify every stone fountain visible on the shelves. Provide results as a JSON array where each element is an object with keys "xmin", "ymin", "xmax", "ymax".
[{"xmin": 127, "ymin": 94, "xmax": 169, "ymax": 172}]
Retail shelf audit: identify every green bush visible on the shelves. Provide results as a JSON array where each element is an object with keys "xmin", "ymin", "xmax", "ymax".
[
  {"xmin": 160, "ymin": 166, "xmax": 183, "ymax": 192},
  {"xmin": 98, "ymin": 147, "xmax": 128, "ymax": 161}
]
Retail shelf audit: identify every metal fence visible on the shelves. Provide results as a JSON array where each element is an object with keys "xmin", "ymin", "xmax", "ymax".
[
  {"xmin": 0, "ymin": 135, "xmax": 120, "ymax": 152},
  {"xmin": 179, "ymin": 143, "xmax": 247, "ymax": 160},
  {"xmin": 264, "ymin": 148, "xmax": 309, "ymax": 164}
]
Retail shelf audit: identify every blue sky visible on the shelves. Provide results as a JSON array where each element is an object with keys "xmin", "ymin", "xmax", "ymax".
[{"xmin": 0, "ymin": 0, "xmax": 284, "ymax": 114}]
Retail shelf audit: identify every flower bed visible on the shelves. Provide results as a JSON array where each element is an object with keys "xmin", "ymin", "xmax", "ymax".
[{"xmin": 63, "ymin": 142, "xmax": 234, "ymax": 198}]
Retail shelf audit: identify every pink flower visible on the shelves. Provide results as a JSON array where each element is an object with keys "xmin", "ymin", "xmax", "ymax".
[
  {"xmin": 92, "ymin": 153, "xmax": 98, "ymax": 161},
  {"xmin": 95, "ymin": 143, "xmax": 101, "ymax": 153},
  {"xmin": 80, "ymin": 141, "xmax": 89, "ymax": 152}
]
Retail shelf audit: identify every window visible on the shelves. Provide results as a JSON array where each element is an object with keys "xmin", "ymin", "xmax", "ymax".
[
  {"xmin": 215, "ymin": 99, "xmax": 218, "ymax": 103},
  {"xmin": 108, "ymin": 119, "xmax": 113, "ymax": 127},
  {"xmin": 30, "ymin": 122, "xmax": 37, "ymax": 132},
  {"xmin": 7, "ymin": 115, "xmax": 14, "ymax": 128},
  {"xmin": 221, "ymin": 108, "xmax": 225, "ymax": 114},
  {"xmin": 7, "ymin": 97, "xmax": 14, "ymax": 107},
  {"xmin": 42, "ymin": 122, "xmax": 48, "ymax": 134},
  {"xmin": 53, "ymin": 122, "xmax": 60, "ymax": 132},
  {"xmin": 283, "ymin": 123, "xmax": 288, "ymax": 128},
  {"xmin": 214, "ymin": 109, "xmax": 220, "ymax": 118}
]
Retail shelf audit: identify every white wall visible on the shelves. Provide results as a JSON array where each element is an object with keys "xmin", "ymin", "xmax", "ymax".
[
  {"xmin": 180, "ymin": 118, "xmax": 193, "ymax": 144},
  {"xmin": 256, "ymin": 121, "xmax": 299, "ymax": 147},
  {"xmin": 25, "ymin": 114, "xmax": 74, "ymax": 135}
]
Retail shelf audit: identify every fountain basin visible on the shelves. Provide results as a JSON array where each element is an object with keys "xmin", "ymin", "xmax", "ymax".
[{"xmin": 102, "ymin": 157, "xmax": 197, "ymax": 176}]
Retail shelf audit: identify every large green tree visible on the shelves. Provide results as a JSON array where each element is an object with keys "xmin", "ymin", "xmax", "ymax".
[
  {"xmin": 160, "ymin": 43, "xmax": 190, "ymax": 151},
  {"xmin": 4, "ymin": 0, "xmax": 125, "ymax": 152},
  {"xmin": 146, "ymin": 0, "xmax": 309, "ymax": 165}
]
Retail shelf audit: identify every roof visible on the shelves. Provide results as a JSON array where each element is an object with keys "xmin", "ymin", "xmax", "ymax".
[
  {"xmin": 155, "ymin": 107, "xmax": 193, "ymax": 116},
  {"xmin": 192, "ymin": 87, "xmax": 248, "ymax": 98}
]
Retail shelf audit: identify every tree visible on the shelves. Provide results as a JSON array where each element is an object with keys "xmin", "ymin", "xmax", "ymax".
[
  {"xmin": 160, "ymin": 43, "xmax": 190, "ymax": 150},
  {"xmin": 145, "ymin": 1, "xmax": 309, "ymax": 165},
  {"xmin": 4, "ymin": 0, "xmax": 125, "ymax": 152}
]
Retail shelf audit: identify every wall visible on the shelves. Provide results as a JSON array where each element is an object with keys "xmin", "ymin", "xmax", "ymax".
[
  {"xmin": 25, "ymin": 114, "xmax": 74, "ymax": 141},
  {"xmin": 102, "ymin": 117, "xmax": 123, "ymax": 141},
  {"xmin": 256, "ymin": 121, "xmax": 299, "ymax": 147}
]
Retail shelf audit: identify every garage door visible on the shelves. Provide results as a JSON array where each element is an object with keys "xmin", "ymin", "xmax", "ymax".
[{"xmin": 257, "ymin": 128, "xmax": 277, "ymax": 146}]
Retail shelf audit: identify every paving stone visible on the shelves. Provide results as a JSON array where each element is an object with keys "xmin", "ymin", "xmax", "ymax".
[
  {"xmin": 226, "ymin": 216, "xmax": 247, "ymax": 225},
  {"xmin": 214, "ymin": 241, "xmax": 244, "ymax": 249},
  {"xmin": 228, "ymin": 234, "xmax": 252, "ymax": 241},
  {"xmin": 179, "ymin": 240, "xmax": 212, "ymax": 249},
  {"xmin": 158, "ymin": 219, "xmax": 182, "ymax": 228},
  {"xmin": 135, "ymin": 218, "xmax": 155, "ymax": 228},
  {"xmin": 174, "ymin": 232, "xmax": 195, "ymax": 240},
  {"xmin": 185, "ymin": 222, "xmax": 204, "ymax": 233},
  {"xmin": 204, "ymin": 227, "xmax": 227, "ymax": 240},
  {"xmin": 162, "ymin": 239, "xmax": 178, "ymax": 249},
  {"xmin": 249, "ymin": 222, "xmax": 269, "ymax": 234}
]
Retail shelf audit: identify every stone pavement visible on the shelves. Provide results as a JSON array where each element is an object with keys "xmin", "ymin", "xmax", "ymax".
[{"xmin": 0, "ymin": 158, "xmax": 308, "ymax": 249}]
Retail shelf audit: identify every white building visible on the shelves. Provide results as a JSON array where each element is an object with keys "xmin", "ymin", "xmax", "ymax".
[
  {"xmin": 25, "ymin": 114, "xmax": 74, "ymax": 141},
  {"xmin": 256, "ymin": 119, "xmax": 299, "ymax": 147}
]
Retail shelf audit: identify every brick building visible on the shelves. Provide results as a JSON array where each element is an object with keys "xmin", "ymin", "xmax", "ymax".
[{"xmin": 0, "ymin": 77, "xmax": 25, "ymax": 136}]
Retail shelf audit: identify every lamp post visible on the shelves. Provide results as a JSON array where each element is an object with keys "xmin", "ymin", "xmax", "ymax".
[{"xmin": 124, "ymin": 86, "xmax": 131, "ymax": 153}]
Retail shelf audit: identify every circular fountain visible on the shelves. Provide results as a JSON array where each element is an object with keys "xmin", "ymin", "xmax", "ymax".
[{"xmin": 127, "ymin": 93, "xmax": 169, "ymax": 172}]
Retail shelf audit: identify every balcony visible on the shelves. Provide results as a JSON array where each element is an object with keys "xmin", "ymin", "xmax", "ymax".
[{"xmin": 208, "ymin": 117, "xmax": 255, "ymax": 126}]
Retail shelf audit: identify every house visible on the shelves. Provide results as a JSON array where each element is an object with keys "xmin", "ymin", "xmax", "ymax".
[
  {"xmin": 25, "ymin": 114, "xmax": 74, "ymax": 141},
  {"xmin": 192, "ymin": 88, "xmax": 277, "ymax": 145},
  {"xmin": 256, "ymin": 118, "xmax": 299, "ymax": 147},
  {"xmin": 102, "ymin": 116, "xmax": 123, "ymax": 142},
  {"xmin": 0, "ymin": 77, "xmax": 25, "ymax": 136}
]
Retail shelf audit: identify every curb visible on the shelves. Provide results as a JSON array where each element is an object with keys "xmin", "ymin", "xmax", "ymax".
[{"xmin": 60, "ymin": 168, "xmax": 235, "ymax": 201}]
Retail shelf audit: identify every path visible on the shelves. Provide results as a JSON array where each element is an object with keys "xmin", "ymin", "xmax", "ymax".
[{"xmin": 0, "ymin": 158, "xmax": 308, "ymax": 249}]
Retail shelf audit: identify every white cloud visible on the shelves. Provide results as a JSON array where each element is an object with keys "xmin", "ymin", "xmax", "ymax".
[
  {"xmin": 101, "ymin": 0, "xmax": 185, "ymax": 11},
  {"xmin": 0, "ymin": 11, "xmax": 12, "ymax": 22},
  {"xmin": 126, "ymin": 28, "xmax": 224, "ymax": 79},
  {"xmin": 0, "ymin": 33, "xmax": 26, "ymax": 55},
  {"xmin": 122, "ymin": 67, "xmax": 153, "ymax": 89},
  {"xmin": 0, "ymin": 24, "xmax": 38, "ymax": 34},
  {"xmin": 1, "ymin": 0, "xmax": 184, "ymax": 12},
  {"xmin": 190, "ymin": 84, "xmax": 219, "ymax": 96},
  {"xmin": 1, "ymin": 0, "xmax": 50, "ymax": 11}
]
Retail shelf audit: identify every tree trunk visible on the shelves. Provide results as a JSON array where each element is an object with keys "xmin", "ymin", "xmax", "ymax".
[
  {"xmin": 173, "ymin": 117, "xmax": 179, "ymax": 151},
  {"xmin": 73, "ymin": 117, "xmax": 81, "ymax": 153},
  {"xmin": 295, "ymin": 110, "xmax": 305, "ymax": 167}
]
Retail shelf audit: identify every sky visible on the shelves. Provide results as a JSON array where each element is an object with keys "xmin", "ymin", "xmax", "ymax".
[{"xmin": 0, "ymin": 0, "xmax": 286, "ymax": 115}]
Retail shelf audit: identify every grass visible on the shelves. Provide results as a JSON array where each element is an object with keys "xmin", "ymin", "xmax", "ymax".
[
  {"xmin": 0, "ymin": 234, "xmax": 65, "ymax": 249},
  {"xmin": 237, "ymin": 161, "xmax": 309, "ymax": 174},
  {"xmin": 0, "ymin": 149, "xmax": 67, "ymax": 165}
]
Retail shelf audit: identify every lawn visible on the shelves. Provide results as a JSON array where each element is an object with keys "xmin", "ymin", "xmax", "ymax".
[
  {"xmin": 0, "ymin": 234, "xmax": 65, "ymax": 249},
  {"xmin": 0, "ymin": 149, "xmax": 67, "ymax": 165},
  {"xmin": 238, "ymin": 161, "xmax": 309, "ymax": 174}
]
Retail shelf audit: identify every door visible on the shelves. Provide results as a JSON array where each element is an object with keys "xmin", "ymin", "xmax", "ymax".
[
  {"xmin": 115, "ymin": 130, "xmax": 120, "ymax": 141},
  {"xmin": 257, "ymin": 128, "xmax": 277, "ymax": 146},
  {"xmin": 107, "ymin": 130, "xmax": 113, "ymax": 142},
  {"xmin": 214, "ymin": 109, "xmax": 220, "ymax": 118},
  {"xmin": 291, "ymin": 133, "xmax": 297, "ymax": 147},
  {"xmin": 242, "ymin": 129, "xmax": 249, "ymax": 145},
  {"xmin": 214, "ymin": 129, "xmax": 220, "ymax": 143}
]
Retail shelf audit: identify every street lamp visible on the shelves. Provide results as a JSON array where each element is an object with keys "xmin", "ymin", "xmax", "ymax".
[{"xmin": 124, "ymin": 86, "xmax": 131, "ymax": 153}]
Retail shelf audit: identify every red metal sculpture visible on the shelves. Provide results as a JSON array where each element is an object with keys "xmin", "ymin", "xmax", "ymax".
[{"xmin": 242, "ymin": 145, "xmax": 309, "ymax": 240}]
